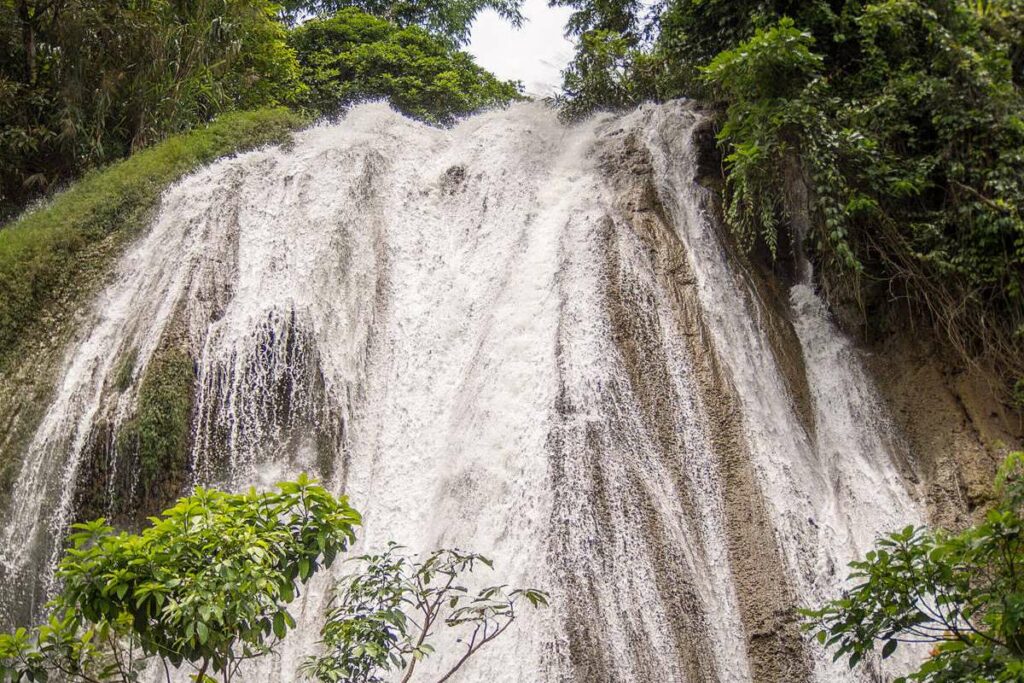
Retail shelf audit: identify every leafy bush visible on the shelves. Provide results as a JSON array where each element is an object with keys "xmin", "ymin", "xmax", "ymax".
[
  {"xmin": 804, "ymin": 452, "xmax": 1024, "ymax": 681},
  {"xmin": 289, "ymin": 9, "xmax": 525, "ymax": 125},
  {"xmin": 0, "ymin": 475, "xmax": 361, "ymax": 682},
  {"xmin": 0, "ymin": 481, "xmax": 547, "ymax": 683}
]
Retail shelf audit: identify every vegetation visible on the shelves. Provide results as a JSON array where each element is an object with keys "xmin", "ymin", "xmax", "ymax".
[
  {"xmin": 116, "ymin": 345, "xmax": 197, "ymax": 508},
  {"xmin": 0, "ymin": 0, "xmax": 301, "ymax": 219},
  {"xmin": 302, "ymin": 544, "xmax": 548, "ymax": 683},
  {"xmin": 0, "ymin": 9, "xmax": 530, "ymax": 674},
  {"xmin": 805, "ymin": 452, "xmax": 1024, "ymax": 681},
  {"xmin": 289, "ymin": 9, "xmax": 524, "ymax": 125},
  {"xmin": 0, "ymin": 475, "xmax": 361, "ymax": 682},
  {"xmin": 0, "ymin": 479, "xmax": 546, "ymax": 682},
  {"xmin": 555, "ymin": 0, "xmax": 1024, "ymax": 396},
  {"xmin": 277, "ymin": 0, "xmax": 523, "ymax": 47}
]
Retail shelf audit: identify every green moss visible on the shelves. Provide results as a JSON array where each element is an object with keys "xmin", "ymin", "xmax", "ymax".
[
  {"xmin": 114, "ymin": 347, "xmax": 139, "ymax": 393},
  {"xmin": 118, "ymin": 345, "xmax": 196, "ymax": 503},
  {"xmin": 0, "ymin": 107, "xmax": 307, "ymax": 370}
]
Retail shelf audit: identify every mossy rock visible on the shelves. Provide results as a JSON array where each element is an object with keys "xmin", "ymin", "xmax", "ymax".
[{"xmin": 121, "ymin": 344, "xmax": 197, "ymax": 520}]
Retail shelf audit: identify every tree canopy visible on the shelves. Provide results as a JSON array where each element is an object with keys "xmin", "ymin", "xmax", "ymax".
[
  {"xmin": 289, "ymin": 9, "xmax": 523, "ymax": 125},
  {"xmin": 279, "ymin": 0, "xmax": 522, "ymax": 46}
]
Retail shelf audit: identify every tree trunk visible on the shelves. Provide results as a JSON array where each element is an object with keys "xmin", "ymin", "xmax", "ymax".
[
  {"xmin": 17, "ymin": 0, "xmax": 37, "ymax": 85},
  {"xmin": 196, "ymin": 657, "xmax": 210, "ymax": 682}
]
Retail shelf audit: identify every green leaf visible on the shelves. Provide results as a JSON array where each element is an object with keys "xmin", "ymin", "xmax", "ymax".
[{"xmin": 273, "ymin": 611, "xmax": 286, "ymax": 640}]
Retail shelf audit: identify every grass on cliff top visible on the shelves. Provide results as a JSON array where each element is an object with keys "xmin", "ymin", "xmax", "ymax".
[{"xmin": 0, "ymin": 107, "xmax": 307, "ymax": 363}]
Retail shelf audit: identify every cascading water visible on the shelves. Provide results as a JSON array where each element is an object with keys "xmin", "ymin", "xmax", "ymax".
[{"xmin": 0, "ymin": 100, "xmax": 923, "ymax": 682}]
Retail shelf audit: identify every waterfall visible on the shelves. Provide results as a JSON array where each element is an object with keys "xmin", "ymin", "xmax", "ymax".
[{"xmin": 0, "ymin": 101, "xmax": 922, "ymax": 682}]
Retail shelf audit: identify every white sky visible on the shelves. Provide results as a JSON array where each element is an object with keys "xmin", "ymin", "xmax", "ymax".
[{"xmin": 466, "ymin": 0, "xmax": 575, "ymax": 97}]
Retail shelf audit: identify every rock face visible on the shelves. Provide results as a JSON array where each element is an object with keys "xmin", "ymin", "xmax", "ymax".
[
  {"xmin": 0, "ymin": 100, "xmax": 1016, "ymax": 682},
  {"xmin": 866, "ymin": 335, "xmax": 1022, "ymax": 529}
]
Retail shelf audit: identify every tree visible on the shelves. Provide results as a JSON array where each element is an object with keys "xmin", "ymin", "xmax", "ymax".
[
  {"xmin": 8, "ymin": 0, "xmax": 60, "ymax": 85},
  {"xmin": 278, "ymin": 0, "xmax": 523, "ymax": 47},
  {"xmin": 0, "ymin": 475, "xmax": 361, "ymax": 682},
  {"xmin": 288, "ymin": 9, "xmax": 524, "ymax": 125},
  {"xmin": 301, "ymin": 544, "xmax": 548, "ymax": 683},
  {"xmin": 554, "ymin": 29, "xmax": 655, "ymax": 120},
  {"xmin": 804, "ymin": 452, "xmax": 1024, "ymax": 682}
]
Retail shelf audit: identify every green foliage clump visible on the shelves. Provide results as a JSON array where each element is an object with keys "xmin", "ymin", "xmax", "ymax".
[
  {"xmin": 302, "ymin": 544, "xmax": 548, "ymax": 683},
  {"xmin": 0, "ymin": 107, "xmax": 305, "ymax": 369},
  {"xmin": 117, "ymin": 346, "xmax": 196, "ymax": 500},
  {"xmin": 289, "ymin": 8, "xmax": 525, "ymax": 125},
  {"xmin": 0, "ymin": 475, "xmax": 361, "ymax": 682},
  {"xmin": 556, "ymin": 0, "xmax": 1024, "ymax": 390},
  {"xmin": 556, "ymin": 30, "xmax": 658, "ymax": 118},
  {"xmin": 280, "ymin": 0, "xmax": 522, "ymax": 47},
  {"xmin": 702, "ymin": 3, "xmax": 1024, "ymax": 381},
  {"xmin": 804, "ymin": 452, "xmax": 1024, "ymax": 681},
  {"xmin": 700, "ymin": 18, "xmax": 824, "ymax": 260},
  {"xmin": 554, "ymin": 0, "xmax": 851, "ymax": 112}
]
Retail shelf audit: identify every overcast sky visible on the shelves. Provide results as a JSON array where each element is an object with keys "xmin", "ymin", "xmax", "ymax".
[{"xmin": 466, "ymin": 0, "xmax": 575, "ymax": 97}]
